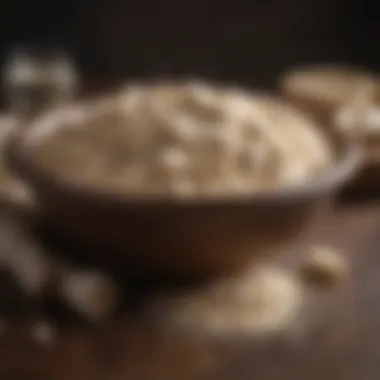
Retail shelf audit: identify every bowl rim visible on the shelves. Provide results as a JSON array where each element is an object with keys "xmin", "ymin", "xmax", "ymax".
[{"xmin": 7, "ymin": 101, "xmax": 363, "ymax": 208}]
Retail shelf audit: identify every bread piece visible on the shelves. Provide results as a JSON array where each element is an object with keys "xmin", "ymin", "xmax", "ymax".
[
  {"xmin": 280, "ymin": 65, "xmax": 374, "ymax": 123},
  {"xmin": 301, "ymin": 245, "xmax": 348, "ymax": 287}
]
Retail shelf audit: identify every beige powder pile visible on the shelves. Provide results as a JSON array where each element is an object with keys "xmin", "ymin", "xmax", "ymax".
[
  {"xmin": 31, "ymin": 81, "xmax": 333, "ymax": 197},
  {"xmin": 151, "ymin": 267, "xmax": 303, "ymax": 337}
]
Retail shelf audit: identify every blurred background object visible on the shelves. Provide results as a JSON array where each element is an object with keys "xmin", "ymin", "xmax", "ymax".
[
  {"xmin": 279, "ymin": 65, "xmax": 374, "ymax": 124},
  {"xmin": 2, "ymin": 46, "xmax": 78, "ymax": 118}
]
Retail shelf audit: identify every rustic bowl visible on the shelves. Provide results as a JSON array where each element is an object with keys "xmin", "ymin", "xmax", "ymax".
[{"xmin": 7, "ymin": 104, "xmax": 362, "ymax": 280}]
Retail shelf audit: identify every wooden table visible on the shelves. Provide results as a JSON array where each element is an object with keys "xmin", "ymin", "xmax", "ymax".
[{"xmin": 0, "ymin": 202, "xmax": 379, "ymax": 380}]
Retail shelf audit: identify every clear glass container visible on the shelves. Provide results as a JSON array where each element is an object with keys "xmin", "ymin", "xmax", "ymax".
[{"xmin": 2, "ymin": 46, "xmax": 78, "ymax": 117}]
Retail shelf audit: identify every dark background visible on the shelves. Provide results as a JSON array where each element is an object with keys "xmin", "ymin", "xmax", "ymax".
[{"xmin": 0, "ymin": 0, "xmax": 379, "ymax": 87}]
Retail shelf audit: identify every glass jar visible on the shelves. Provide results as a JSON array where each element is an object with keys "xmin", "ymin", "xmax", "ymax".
[{"xmin": 2, "ymin": 46, "xmax": 78, "ymax": 118}]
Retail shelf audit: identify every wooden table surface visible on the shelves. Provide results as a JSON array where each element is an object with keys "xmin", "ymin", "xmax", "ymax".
[{"xmin": 0, "ymin": 202, "xmax": 379, "ymax": 380}]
